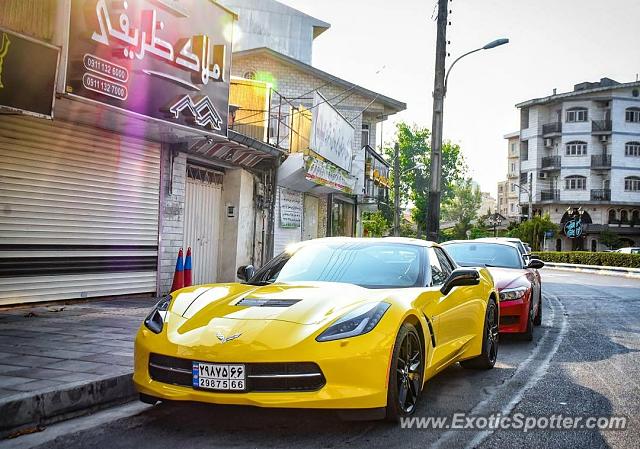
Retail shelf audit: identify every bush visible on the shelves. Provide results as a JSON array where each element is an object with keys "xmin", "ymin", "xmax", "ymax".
[{"xmin": 533, "ymin": 251, "xmax": 640, "ymax": 268}]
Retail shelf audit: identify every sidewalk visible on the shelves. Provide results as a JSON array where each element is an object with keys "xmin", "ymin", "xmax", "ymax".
[{"xmin": 0, "ymin": 297, "xmax": 154, "ymax": 436}]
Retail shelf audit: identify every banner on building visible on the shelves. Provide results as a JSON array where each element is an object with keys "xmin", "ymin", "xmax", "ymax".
[
  {"xmin": 309, "ymin": 91, "xmax": 354, "ymax": 171},
  {"xmin": 304, "ymin": 156, "xmax": 356, "ymax": 194},
  {"xmin": 66, "ymin": 0, "xmax": 234, "ymax": 136},
  {"xmin": 0, "ymin": 28, "xmax": 59, "ymax": 118},
  {"xmin": 279, "ymin": 188, "xmax": 303, "ymax": 228}
]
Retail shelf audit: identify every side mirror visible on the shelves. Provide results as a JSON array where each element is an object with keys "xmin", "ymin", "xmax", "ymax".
[
  {"xmin": 236, "ymin": 265, "xmax": 255, "ymax": 282},
  {"xmin": 440, "ymin": 268, "xmax": 480, "ymax": 295},
  {"xmin": 527, "ymin": 259, "xmax": 545, "ymax": 269}
]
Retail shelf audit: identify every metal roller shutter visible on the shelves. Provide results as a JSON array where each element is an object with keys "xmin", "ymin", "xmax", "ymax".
[{"xmin": 0, "ymin": 115, "xmax": 161, "ymax": 305}]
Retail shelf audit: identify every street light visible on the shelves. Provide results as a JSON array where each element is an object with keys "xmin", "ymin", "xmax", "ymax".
[
  {"xmin": 426, "ymin": 32, "xmax": 509, "ymax": 243},
  {"xmin": 512, "ymin": 179, "xmax": 533, "ymax": 220},
  {"xmin": 488, "ymin": 212, "xmax": 504, "ymax": 238}
]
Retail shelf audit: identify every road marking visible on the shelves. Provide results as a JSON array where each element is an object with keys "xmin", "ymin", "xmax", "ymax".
[{"xmin": 430, "ymin": 293, "xmax": 568, "ymax": 449}]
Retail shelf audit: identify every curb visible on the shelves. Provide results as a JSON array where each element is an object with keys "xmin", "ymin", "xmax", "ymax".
[
  {"xmin": 543, "ymin": 263, "xmax": 640, "ymax": 279},
  {"xmin": 0, "ymin": 372, "xmax": 135, "ymax": 439}
]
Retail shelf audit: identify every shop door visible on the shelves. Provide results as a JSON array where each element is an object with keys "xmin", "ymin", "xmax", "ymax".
[
  {"xmin": 302, "ymin": 195, "xmax": 319, "ymax": 241},
  {"xmin": 183, "ymin": 166, "xmax": 223, "ymax": 285}
]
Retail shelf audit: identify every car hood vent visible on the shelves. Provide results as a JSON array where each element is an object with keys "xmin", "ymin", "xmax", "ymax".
[{"xmin": 236, "ymin": 298, "xmax": 301, "ymax": 308}]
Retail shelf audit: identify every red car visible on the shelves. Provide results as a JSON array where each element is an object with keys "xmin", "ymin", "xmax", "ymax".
[{"xmin": 441, "ymin": 240, "xmax": 544, "ymax": 340}]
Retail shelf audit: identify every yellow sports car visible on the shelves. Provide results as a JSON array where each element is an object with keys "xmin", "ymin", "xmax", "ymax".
[{"xmin": 134, "ymin": 237, "xmax": 499, "ymax": 420}]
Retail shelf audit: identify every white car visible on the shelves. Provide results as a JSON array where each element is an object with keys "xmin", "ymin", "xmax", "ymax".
[
  {"xmin": 475, "ymin": 237, "xmax": 530, "ymax": 261},
  {"xmin": 615, "ymin": 247, "xmax": 640, "ymax": 254}
]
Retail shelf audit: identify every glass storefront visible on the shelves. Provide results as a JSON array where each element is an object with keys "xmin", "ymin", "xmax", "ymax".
[{"xmin": 331, "ymin": 197, "xmax": 355, "ymax": 237}]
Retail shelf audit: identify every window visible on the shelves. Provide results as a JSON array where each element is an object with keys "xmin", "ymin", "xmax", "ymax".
[
  {"xmin": 510, "ymin": 203, "xmax": 515, "ymax": 213},
  {"xmin": 621, "ymin": 210, "xmax": 629, "ymax": 223},
  {"xmin": 624, "ymin": 176, "xmax": 640, "ymax": 191},
  {"xmin": 361, "ymin": 124, "xmax": 370, "ymax": 147},
  {"xmin": 511, "ymin": 162, "xmax": 516, "ymax": 173},
  {"xmin": 521, "ymin": 108, "xmax": 530, "ymax": 129},
  {"xmin": 521, "ymin": 140, "xmax": 529, "ymax": 161},
  {"xmin": 428, "ymin": 248, "xmax": 448, "ymax": 286},
  {"xmin": 608, "ymin": 209, "xmax": 617, "ymax": 223},
  {"xmin": 435, "ymin": 248, "xmax": 455, "ymax": 276},
  {"xmin": 625, "ymin": 107, "xmax": 640, "ymax": 123},
  {"xmin": 633, "ymin": 210, "xmax": 640, "ymax": 223},
  {"xmin": 511, "ymin": 143, "xmax": 517, "ymax": 154},
  {"xmin": 566, "ymin": 107, "xmax": 588, "ymax": 122},
  {"xmin": 511, "ymin": 183, "xmax": 516, "ymax": 192},
  {"xmin": 565, "ymin": 175, "xmax": 587, "ymax": 190},
  {"xmin": 566, "ymin": 141, "xmax": 588, "ymax": 156},
  {"xmin": 626, "ymin": 142, "xmax": 640, "ymax": 157},
  {"xmin": 591, "ymin": 240, "xmax": 597, "ymax": 252}
]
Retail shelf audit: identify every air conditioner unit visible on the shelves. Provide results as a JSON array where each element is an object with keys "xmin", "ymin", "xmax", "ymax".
[
  {"xmin": 600, "ymin": 135, "xmax": 608, "ymax": 143},
  {"xmin": 538, "ymin": 172, "xmax": 548, "ymax": 179}
]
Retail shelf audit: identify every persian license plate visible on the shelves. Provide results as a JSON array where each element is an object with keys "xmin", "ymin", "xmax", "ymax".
[{"xmin": 192, "ymin": 362, "xmax": 246, "ymax": 391}]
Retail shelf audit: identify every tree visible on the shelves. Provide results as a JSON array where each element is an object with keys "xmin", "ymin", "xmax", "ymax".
[
  {"xmin": 384, "ymin": 122, "xmax": 467, "ymax": 237},
  {"xmin": 599, "ymin": 229, "xmax": 622, "ymax": 250},
  {"xmin": 441, "ymin": 179, "xmax": 483, "ymax": 240},
  {"xmin": 508, "ymin": 214, "xmax": 557, "ymax": 251},
  {"xmin": 362, "ymin": 211, "xmax": 389, "ymax": 237}
]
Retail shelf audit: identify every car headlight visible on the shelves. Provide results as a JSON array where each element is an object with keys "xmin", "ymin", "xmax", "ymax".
[
  {"xmin": 316, "ymin": 302, "xmax": 390, "ymax": 342},
  {"xmin": 144, "ymin": 295, "xmax": 172, "ymax": 334},
  {"xmin": 499, "ymin": 287, "xmax": 528, "ymax": 301}
]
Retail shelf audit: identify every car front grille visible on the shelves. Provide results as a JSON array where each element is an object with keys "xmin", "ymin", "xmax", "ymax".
[
  {"xmin": 148, "ymin": 353, "xmax": 326, "ymax": 392},
  {"xmin": 500, "ymin": 315, "xmax": 520, "ymax": 326}
]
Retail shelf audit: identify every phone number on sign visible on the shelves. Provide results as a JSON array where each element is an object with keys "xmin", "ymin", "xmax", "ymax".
[
  {"xmin": 82, "ymin": 73, "xmax": 128, "ymax": 101},
  {"xmin": 83, "ymin": 54, "xmax": 129, "ymax": 83}
]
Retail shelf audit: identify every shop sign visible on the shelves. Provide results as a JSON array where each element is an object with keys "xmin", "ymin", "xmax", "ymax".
[
  {"xmin": 66, "ymin": 0, "xmax": 234, "ymax": 136},
  {"xmin": 279, "ymin": 189, "xmax": 302, "ymax": 228},
  {"xmin": 304, "ymin": 156, "xmax": 356, "ymax": 194},
  {"xmin": 309, "ymin": 91, "xmax": 354, "ymax": 172},
  {"xmin": 564, "ymin": 218, "xmax": 583, "ymax": 239},
  {"xmin": 0, "ymin": 28, "xmax": 59, "ymax": 118}
]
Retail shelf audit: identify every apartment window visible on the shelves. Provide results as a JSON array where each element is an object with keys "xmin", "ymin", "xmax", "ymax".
[
  {"xmin": 520, "ymin": 140, "xmax": 529, "ymax": 161},
  {"xmin": 521, "ymin": 108, "xmax": 530, "ymax": 129},
  {"xmin": 510, "ymin": 203, "xmax": 515, "ymax": 213},
  {"xmin": 565, "ymin": 175, "xmax": 587, "ymax": 190},
  {"xmin": 621, "ymin": 210, "xmax": 629, "ymax": 223},
  {"xmin": 511, "ymin": 183, "xmax": 516, "ymax": 192},
  {"xmin": 608, "ymin": 209, "xmax": 617, "ymax": 223},
  {"xmin": 565, "ymin": 141, "xmax": 588, "ymax": 156},
  {"xmin": 625, "ymin": 107, "xmax": 640, "ymax": 123},
  {"xmin": 626, "ymin": 142, "xmax": 640, "ymax": 156},
  {"xmin": 511, "ymin": 162, "xmax": 516, "ymax": 173},
  {"xmin": 624, "ymin": 176, "xmax": 640, "ymax": 192},
  {"xmin": 566, "ymin": 107, "xmax": 588, "ymax": 123},
  {"xmin": 361, "ymin": 124, "xmax": 370, "ymax": 147}
]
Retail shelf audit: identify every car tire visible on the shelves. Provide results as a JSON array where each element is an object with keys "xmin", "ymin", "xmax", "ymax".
[
  {"xmin": 533, "ymin": 291, "xmax": 542, "ymax": 326},
  {"xmin": 520, "ymin": 297, "xmax": 534, "ymax": 341},
  {"xmin": 460, "ymin": 297, "xmax": 499, "ymax": 370},
  {"xmin": 385, "ymin": 322, "xmax": 424, "ymax": 421}
]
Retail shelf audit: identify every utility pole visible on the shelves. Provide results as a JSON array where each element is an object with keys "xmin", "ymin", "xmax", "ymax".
[
  {"xmin": 528, "ymin": 172, "xmax": 533, "ymax": 219},
  {"xmin": 394, "ymin": 143, "xmax": 400, "ymax": 237},
  {"xmin": 426, "ymin": 0, "xmax": 449, "ymax": 242}
]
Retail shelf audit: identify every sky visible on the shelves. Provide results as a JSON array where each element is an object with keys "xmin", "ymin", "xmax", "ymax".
[{"xmin": 277, "ymin": 0, "xmax": 640, "ymax": 197}]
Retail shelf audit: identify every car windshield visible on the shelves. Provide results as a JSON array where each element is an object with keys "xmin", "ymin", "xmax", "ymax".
[
  {"xmin": 248, "ymin": 242, "xmax": 424, "ymax": 289},
  {"xmin": 443, "ymin": 242, "xmax": 523, "ymax": 269}
]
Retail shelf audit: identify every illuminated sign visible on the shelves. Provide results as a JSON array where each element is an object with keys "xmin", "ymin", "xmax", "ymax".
[
  {"xmin": 0, "ymin": 28, "xmax": 59, "ymax": 118},
  {"xmin": 564, "ymin": 218, "xmax": 583, "ymax": 239},
  {"xmin": 66, "ymin": 0, "xmax": 234, "ymax": 136}
]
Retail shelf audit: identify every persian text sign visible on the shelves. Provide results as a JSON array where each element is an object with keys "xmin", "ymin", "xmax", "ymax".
[
  {"xmin": 564, "ymin": 218, "xmax": 583, "ymax": 239},
  {"xmin": 304, "ymin": 156, "xmax": 356, "ymax": 194},
  {"xmin": 309, "ymin": 91, "xmax": 355, "ymax": 172},
  {"xmin": 0, "ymin": 28, "xmax": 59, "ymax": 118},
  {"xmin": 279, "ymin": 188, "xmax": 302, "ymax": 229},
  {"xmin": 66, "ymin": 0, "xmax": 234, "ymax": 135}
]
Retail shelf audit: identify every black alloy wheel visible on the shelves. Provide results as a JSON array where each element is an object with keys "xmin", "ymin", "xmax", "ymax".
[
  {"xmin": 386, "ymin": 323, "xmax": 423, "ymax": 420},
  {"xmin": 461, "ymin": 298, "xmax": 499, "ymax": 369}
]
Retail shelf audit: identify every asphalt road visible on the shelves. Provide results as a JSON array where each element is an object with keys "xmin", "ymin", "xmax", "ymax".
[{"xmin": 4, "ymin": 269, "xmax": 640, "ymax": 449}]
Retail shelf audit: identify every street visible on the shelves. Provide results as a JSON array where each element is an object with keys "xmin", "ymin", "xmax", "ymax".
[{"xmin": 4, "ymin": 269, "xmax": 639, "ymax": 449}]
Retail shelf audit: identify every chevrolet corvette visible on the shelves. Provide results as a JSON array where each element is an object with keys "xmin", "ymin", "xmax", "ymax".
[
  {"xmin": 134, "ymin": 237, "xmax": 499, "ymax": 420},
  {"xmin": 441, "ymin": 240, "xmax": 544, "ymax": 341}
]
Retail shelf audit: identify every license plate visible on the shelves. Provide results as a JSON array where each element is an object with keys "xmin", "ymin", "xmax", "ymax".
[{"xmin": 192, "ymin": 362, "xmax": 246, "ymax": 391}]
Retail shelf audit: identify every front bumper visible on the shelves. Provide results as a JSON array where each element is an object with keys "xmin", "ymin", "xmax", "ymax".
[
  {"xmin": 498, "ymin": 293, "xmax": 531, "ymax": 333},
  {"xmin": 133, "ymin": 320, "xmax": 395, "ymax": 410}
]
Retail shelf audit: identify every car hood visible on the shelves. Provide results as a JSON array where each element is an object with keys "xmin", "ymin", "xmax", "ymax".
[
  {"xmin": 169, "ymin": 282, "xmax": 391, "ymax": 327},
  {"xmin": 485, "ymin": 267, "xmax": 530, "ymax": 290}
]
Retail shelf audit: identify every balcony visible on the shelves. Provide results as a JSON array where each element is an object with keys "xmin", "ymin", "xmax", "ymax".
[
  {"xmin": 542, "ymin": 122, "xmax": 562, "ymax": 136},
  {"xmin": 540, "ymin": 190, "xmax": 560, "ymax": 201},
  {"xmin": 592, "ymin": 120, "xmax": 612, "ymax": 134},
  {"xmin": 541, "ymin": 155, "xmax": 561, "ymax": 171},
  {"xmin": 591, "ymin": 189, "xmax": 611, "ymax": 201},
  {"xmin": 591, "ymin": 154, "xmax": 611, "ymax": 169},
  {"xmin": 520, "ymin": 172, "xmax": 528, "ymax": 184}
]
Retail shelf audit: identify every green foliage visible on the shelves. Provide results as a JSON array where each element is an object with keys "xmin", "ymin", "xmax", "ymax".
[
  {"xmin": 599, "ymin": 229, "xmax": 623, "ymax": 250},
  {"xmin": 385, "ymin": 122, "xmax": 467, "ymax": 237},
  {"xmin": 508, "ymin": 214, "xmax": 557, "ymax": 251},
  {"xmin": 362, "ymin": 211, "xmax": 389, "ymax": 238},
  {"xmin": 533, "ymin": 251, "xmax": 640, "ymax": 268},
  {"xmin": 441, "ymin": 179, "xmax": 482, "ymax": 240}
]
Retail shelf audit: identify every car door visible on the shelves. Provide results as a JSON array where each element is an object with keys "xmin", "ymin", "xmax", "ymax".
[{"xmin": 421, "ymin": 247, "xmax": 479, "ymax": 374}]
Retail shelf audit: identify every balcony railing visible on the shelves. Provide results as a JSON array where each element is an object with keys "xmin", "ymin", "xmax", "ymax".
[
  {"xmin": 542, "ymin": 122, "xmax": 562, "ymax": 135},
  {"xmin": 540, "ymin": 190, "xmax": 560, "ymax": 201},
  {"xmin": 591, "ymin": 189, "xmax": 611, "ymax": 201},
  {"xmin": 591, "ymin": 154, "xmax": 612, "ymax": 169},
  {"xmin": 592, "ymin": 120, "xmax": 612, "ymax": 134},
  {"xmin": 541, "ymin": 155, "xmax": 561, "ymax": 170}
]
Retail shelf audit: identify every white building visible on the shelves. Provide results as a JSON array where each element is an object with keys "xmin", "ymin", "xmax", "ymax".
[
  {"xmin": 497, "ymin": 131, "xmax": 521, "ymax": 223},
  {"xmin": 517, "ymin": 78, "xmax": 640, "ymax": 251}
]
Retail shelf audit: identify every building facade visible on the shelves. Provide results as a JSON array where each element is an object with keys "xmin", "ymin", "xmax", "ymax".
[
  {"xmin": 0, "ymin": 0, "xmax": 281, "ymax": 305},
  {"xmin": 496, "ymin": 132, "xmax": 521, "ymax": 223},
  {"xmin": 517, "ymin": 78, "xmax": 640, "ymax": 251}
]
